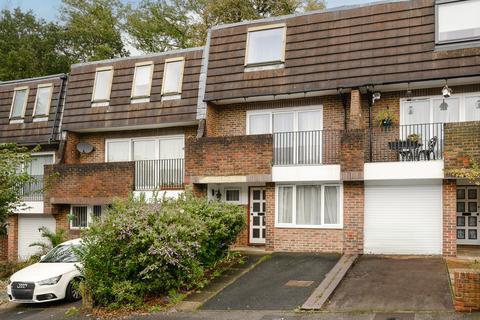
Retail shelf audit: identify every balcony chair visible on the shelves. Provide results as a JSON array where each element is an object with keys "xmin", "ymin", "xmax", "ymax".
[{"xmin": 418, "ymin": 136, "xmax": 438, "ymax": 160}]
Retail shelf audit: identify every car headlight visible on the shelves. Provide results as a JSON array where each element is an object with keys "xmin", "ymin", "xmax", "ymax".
[{"xmin": 37, "ymin": 275, "xmax": 62, "ymax": 286}]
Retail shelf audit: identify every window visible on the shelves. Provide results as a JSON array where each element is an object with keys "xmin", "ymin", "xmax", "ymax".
[
  {"xmin": 131, "ymin": 62, "xmax": 153, "ymax": 101},
  {"xmin": 106, "ymin": 140, "xmax": 130, "ymax": 162},
  {"xmin": 162, "ymin": 57, "xmax": 184, "ymax": 96},
  {"xmin": 105, "ymin": 136, "xmax": 184, "ymax": 162},
  {"xmin": 28, "ymin": 154, "xmax": 54, "ymax": 176},
  {"xmin": 245, "ymin": 24, "xmax": 286, "ymax": 66},
  {"xmin": 10, "ymin": 87, "xmax": 29, "ymax": 121},
  {"xmin": 71, "ymin": 205, "xmax": 105, "ymax": 229},
  {"xmin": 225, "ymin": 189, "xmax": 240, "ymax": 203},
  {"xmin": 400, "ymin": 92, "xmax": 480, "ymax": 125},
  {"xmin": 436, "ymin": 0, "xmax": 480, "ymax": 44},
  {"xmin": 276, "ymin": 184, "xmax": 342, "ymax": 228},
  {"xmin": 92, "ymin": 67, "xmax": 114, "ymax": 106},
  {"xmin": 33, "ymin": 84, "xmax": 53, "ymax": 119},
  {"xmin": 247, "ymin": 106, "xmax": 323, "ymax": 135}
]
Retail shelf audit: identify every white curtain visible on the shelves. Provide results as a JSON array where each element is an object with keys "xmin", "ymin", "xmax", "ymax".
[
  {"xmin": 433, "ymin": 98, "xmax": 459, "ymax": 123},
  {"xmin": 465, "ymin": 96, "xmax": 480, "ymax": 121},
  {"xmin": 29, "ymin": 155, "xmax": 54, "ymax": 176},
  {"xmin": 324, "ymin": 186, "xmax": 339, "ymax": 224},
  {"xmin": 246, "ymin": 27, "xmax": 284, "ymax": 64},
  {"xmin": 401, "ymin": 100, "xmax": 430, "ymax": 125},
  {"xmin": 34, "ymin": 86, "xmax": 52, "ymax": 116},
  {"xmin": 132, "ymin": 140, "xmax": 157, "ymax": 160},
  {"xmin": 296, "ymin": 185, "xmax": 321, "ymax": 225},
  {"xmin": 273, "ymin": 113, "xmax": 294, "ymax": 133},
  {"xmin": 298, "ymin": 110, "xmax": 322, "ymax": 131},
  {"xmin": 107, "ymin": 141, "xmax": 130, "ymax": 162},
  {"xmin": 278, "ymin": 186, "xmax": 293, "ymax": 224},
  {"xmin": 133, "ymin": 64, "xmax": 152, "ymax": 97},
  {"xmin": 249, "ymin": 114, "xmax": 270, "ymax": 134},
  {"xmin": 160, "ymin": 138, "xmax": 184, "ymax": 159},
  {"xmin": 163, "ymin": 60, "xmax": 183, "ymax": 94}
]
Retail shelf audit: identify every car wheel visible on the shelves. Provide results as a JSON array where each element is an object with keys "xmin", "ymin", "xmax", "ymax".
[{"xmin": 65, "ymin": 278, "xmax": 82, "ymax": 302}]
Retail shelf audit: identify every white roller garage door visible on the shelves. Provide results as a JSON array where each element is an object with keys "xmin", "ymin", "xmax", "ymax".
[
  {"xmin": 364, "ymin": 183, "xmax": 442, "ymax": 255},
  {"xmin": 18, "ymin": 215, "xmax": 56, "ymax": 260}
]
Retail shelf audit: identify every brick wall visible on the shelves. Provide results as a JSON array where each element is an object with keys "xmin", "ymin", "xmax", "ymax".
[
  {"xmin": 234, "ymin": 205, "xmax": 249, "ymax": 247},
  {"xmin": 7, "ymin": 215, "xmax": 18, "ymax": 261},
  {"xmin": 185, "ymin": 134, "xmax": 273, "ymax": 178},
  {"xmin": 264, "ymin": 183, "xmax": 275, "ymax": 251},
  {"xmin": 0, "ymin": 235, "xmax": 7, "ymax": 261},
  {"xmin": 343, "ymin": 181, "xmax": 364, "ymax": 253},
  {"xmin": 64, "ymin": 126, "xmax": 196, "ymax": 164},
  {"xmin": 454, "ymin": 270, "xmax": 480, "ymax": 312},
  {"xmin": 443, "ymin": 180, "xmax": 457, "ymax": 257},
  {"xmin": 444, "ymin": 122, "xmax": 480, "ymax": 171},
  {"xmin": 205, "ymin": 96, "xmax": 345, "ymax": 137},
  {"xmin": 44, "ymin": 162, "xmax": 135, "ymax": 213},
  {"xmin": 341, "ymin": 130, "xmax": 365, "ymax": 180}
]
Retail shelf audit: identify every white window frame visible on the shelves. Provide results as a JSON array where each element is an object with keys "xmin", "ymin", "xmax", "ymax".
[
  {"xmin": 9, "ymin": 86, "xmax": 30, "ymax": 122},
  {"xmin": 70, "ymin": 205, "xmax": 105, "ymax": 229},
  {"xmin": 225, "ymin": 188, "xmax": 241, "ymax": 204},
  {"xmin": 131, "ymin": 61, "xmax": 154, "ymax": 102},
  {"xmin": 435, "ymin": 0, "xmax": 480, "ymax": 45},
  {"xmin": 275, "ymin": 184, "xmax": 343, "ymax": 229},
  {"xmin": 105, "ymin": 135, "xmax": 185, "ymax": 162},
  {"xmin": 32, "ymin": 83, "xmax": 54, "ymax": 120},
  {"xmin": 245, "ymin": 23, "xmax": 287, "ymax": 67},
  {"xmin": 400, "ymin": 91, "xmax": 480, "ymax": 125},
  {"xmin": 246, "ymin": 105, "xmax": 324, "ymax": 134},
  {"xmin": 161, "ymin": 57, "xmax": 185, "ymax": 97},
  {"xmin": 92, "ymin": 66, "xmax": 114, "ymax": 107}
]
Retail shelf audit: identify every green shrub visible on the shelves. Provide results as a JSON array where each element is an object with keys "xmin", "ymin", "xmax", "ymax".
[{"xmin": 77, "ymin": 193, "xmax": 245, "ymax": 308}]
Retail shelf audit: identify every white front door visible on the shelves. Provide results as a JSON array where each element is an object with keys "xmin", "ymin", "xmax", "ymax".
[
  {"xmin": 249, "ymin": 188, "xmax": 266, "ymax": 244},
  {"xmin": 456, "ymin": 186, "xmax": 480, "ymax": 245},
  {"xmin": 364, "ymin": 183, "xmax": 442, "ymax": 255}
]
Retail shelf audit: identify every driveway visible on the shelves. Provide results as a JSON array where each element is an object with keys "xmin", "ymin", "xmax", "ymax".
[
  {"xmin": 325, "ymin": 256, "xmax": 454, "ymax": 312},
  {"xmin": 0, "ymin": 300, "xmax": 81, "ymax": 320},
  {"xmin": 202, "ymin": 252, "xmax": 340, "ymax": 310}
]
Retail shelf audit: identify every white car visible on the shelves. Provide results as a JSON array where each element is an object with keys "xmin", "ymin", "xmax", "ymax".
[{"xmin": 7, "ymin": 238, "xmax": 83, "ymax": 303}]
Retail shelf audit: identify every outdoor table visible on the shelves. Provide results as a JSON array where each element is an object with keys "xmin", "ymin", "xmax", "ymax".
[{"xmin": 387, "ymin": 140, "xmax": 423, "ymax": 161}]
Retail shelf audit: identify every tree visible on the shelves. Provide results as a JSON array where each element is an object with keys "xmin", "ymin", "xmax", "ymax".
[
  {"xmin": 0, "ymin": 144, "xmax": 37, "ymax": 234},
  {"xmin": 61, "ymin": 0, "xmax": 128, "ymax": 63},
  {"xmin": 126, "ymin": 0, "xmax": 326, "ymax": 53},
  {"xmin": 0, "ymin": 9, "xmax": 72, "ymax": 81}
]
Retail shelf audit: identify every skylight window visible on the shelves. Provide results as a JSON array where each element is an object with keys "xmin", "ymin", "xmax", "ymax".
[
  {"xmin": 437, "ymin": 0, "xmax": 480, "ymax": 44},
  {"xmin": 245, "ymin": 24, "xmax": 286, "ymax": 66}
]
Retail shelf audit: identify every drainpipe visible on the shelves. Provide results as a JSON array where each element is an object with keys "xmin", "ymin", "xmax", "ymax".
[
  {"xmin": 50, "ymin": 74, "xmax": 68, "ymax": 144},
  {"xmin": 367, "ymin": 90, "xmax": 373, "ymax": 162}
]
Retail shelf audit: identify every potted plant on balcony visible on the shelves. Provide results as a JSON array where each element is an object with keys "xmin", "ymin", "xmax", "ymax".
[
  {"xmin": 375, "ymin": 107, "xmax": 398, "ymax": 128},
  {"xmin": 407, "ymin": 133, "xmax": 421, "ymax": 145}
]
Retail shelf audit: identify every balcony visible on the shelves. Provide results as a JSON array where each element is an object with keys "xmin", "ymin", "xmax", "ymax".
[
  {"xmin": 367, "ymin": 123, "xmax": 444, "ymax": 162},
  {"xmin": 273, "ymin": 130, "xmax": 342, "ymax": 165},
  {"xmin": 17, "ymin": 175, "xmax": 43, "ymax": 201},
  {"xmin": 135, "ymin": 159, "xmax": 184, "ymax": 190}
]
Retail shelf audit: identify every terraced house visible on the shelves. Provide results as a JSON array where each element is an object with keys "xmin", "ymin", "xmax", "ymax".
[{"xmin": 2, "ymin": 0, "xmax": 480, "ymax": 261}]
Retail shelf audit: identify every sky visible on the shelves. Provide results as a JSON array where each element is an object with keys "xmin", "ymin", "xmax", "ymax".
[{"xmin": 1, "ymin": 0, "xmax": 376, "ymax": 22}]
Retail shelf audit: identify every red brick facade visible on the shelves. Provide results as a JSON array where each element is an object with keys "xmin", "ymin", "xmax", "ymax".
[
  {"xmin": 444, "ymin": 122, "xmax": 480, "ymax": 171},
  {"xmin": 454, "ymin": 270, "xmax": 480, "ymax": 312},
  {"xmin": 443, "ymin": 180, "xmax": 457, "ymax": 257}
]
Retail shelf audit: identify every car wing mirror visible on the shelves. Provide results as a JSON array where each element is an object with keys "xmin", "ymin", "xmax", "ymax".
[{"xmin": 40, "ymin": 255, "xmax": 46, "ymax": 260}]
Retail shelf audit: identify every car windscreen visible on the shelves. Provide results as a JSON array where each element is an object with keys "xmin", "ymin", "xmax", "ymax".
[{"xmin": 40, "ymin": 244, "xmax": 80, "ymax": 263}]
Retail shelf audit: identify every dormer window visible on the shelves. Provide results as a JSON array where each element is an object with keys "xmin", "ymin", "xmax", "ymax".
[
  {"xmin": 33, "ymin": 83, "xmax": 53, "ymax": 121},
  {"xmin": 10, "ymin": 86, "xmax": 29, "ymax": 123},
  {"xmin": 131, "ymin": 61, "xmax": 154, "ymax": 103},
  {"xmin": 92, "ymin": 66, "xmax": 114, "ymax": 107},
  {"xmin": 161, "ymin": 57, "xmax": 185, "ymax": 100},
  {"xmin": 245, "ymin": 24, "xmax": 286, "ymax": 69},
  {"xmin": 436, "ymin": 0, "xmax": 480, "ymax": 45}
]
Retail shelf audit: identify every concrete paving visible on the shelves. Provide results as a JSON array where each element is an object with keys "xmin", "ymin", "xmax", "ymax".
[
  {"xmin": 324, "ymin": 256, "xmax": 454, "ymax": 312},
  {"xmin": 0, "ymin": 300, "xmax": 81, "ymax": 320},
  {"xmin": 202, "ymin": 253, "xmax": 340, "ymax": 310}
]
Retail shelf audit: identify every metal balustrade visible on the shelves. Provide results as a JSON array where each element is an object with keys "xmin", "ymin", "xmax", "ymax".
[
  {"xmin": 273, "ymin": 130, "xmax": 342, "ymax": 165},
  {"xmin": 135, "ymin": 159, "xmax": 184, "ymax": 190},
  {"xmin": 17, "ymin": 175, "xmax": 44, "ymax": 201}
]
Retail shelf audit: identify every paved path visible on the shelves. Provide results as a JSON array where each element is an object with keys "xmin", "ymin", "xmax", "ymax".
[
  {"xmin": 202, "ymin": 253, "xmax": 340, "ymax": 310},
  {"xmin": 0, "ymin": 300, "xmax": 81, "ymax": 320},
  {"xmin": 325, "ymin": 256, "xmax": 454, "ymax": 312}
]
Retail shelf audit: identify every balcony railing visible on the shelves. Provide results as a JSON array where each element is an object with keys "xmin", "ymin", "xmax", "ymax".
[
  {"xmin": 273, "ymin": 130, "xmax": 342, "ymax": 165},
  {"xmin": 135, "ymin": 159, "xmax": 184, "ymax": 190},
  {"xmin": 17, "ymin": 175, "xmax": 44, "ymax": 201},
  {"xmin": 368, "ymin": 123, "xmax": 444, "ymax": 162}
]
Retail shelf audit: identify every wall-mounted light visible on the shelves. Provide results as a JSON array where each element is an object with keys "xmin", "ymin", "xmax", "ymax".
[
  {"xmin": 372, "ymin": 92, "xmax": 381, "ymax": 104},
  {"xmin": 476, "ymin": 99, "xmax": 480, "ymax": 109},
  {"xmin": 442, "ymin": 82, "xmax": 452, "ymax": 98}
]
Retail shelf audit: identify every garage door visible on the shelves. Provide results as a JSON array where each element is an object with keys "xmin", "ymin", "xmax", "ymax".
[
  {"xmin": 364, "ymin": 183, "xmax": 442, "ymax": 255},
  {"xmin": 18, "ymin": 215, "xmax": 56, "ymax": 260}
]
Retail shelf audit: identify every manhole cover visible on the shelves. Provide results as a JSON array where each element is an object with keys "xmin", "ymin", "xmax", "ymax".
[{"xmin": 284, "ymin": 280, "xmax": 314, "ymax": 287}]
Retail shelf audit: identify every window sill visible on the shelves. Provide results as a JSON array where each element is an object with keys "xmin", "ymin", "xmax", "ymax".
[
  {"xmin": 275, "ymin": 224, "xmax": 343, "ymax": 230},
  {"xmin": 161, "ymin": 94, "xmax": 181, "ymax": 101},
  {"xmin": 91, "ymin": 101, "xmax": 109, "ymax": 107},
  {"xmin": 435, "ymin": 39, "xmax": 480, "ymax": 51},
  {"xmin": 131, "ymin": 97, "xmax": 150, "ymax": 104},
  {"xmin": 33, "ymin": 116, "xmax": 49, "ymax": 122},
  {"xmin": 245, "ymin": 63, "xmax": 284, "ymax": 72},
  {"xmin": 9, "ymin": 119, "xmax": 24, "ymax": 124}
]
